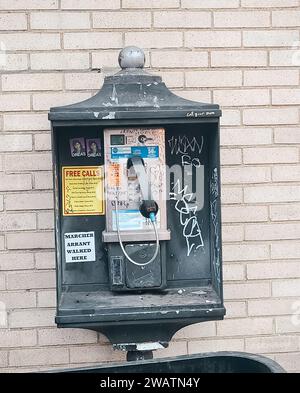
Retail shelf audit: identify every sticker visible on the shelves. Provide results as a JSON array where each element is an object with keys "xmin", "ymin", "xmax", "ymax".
[
  {"xmin": 70, "ymin": 138, "xmax": 86, "ymax": 157},
  {"xmin": 111, "ymin": 146, "xmax": 159, "ymax": 160},
  {"xmin": 86, "ymin": 138, "xmax": 101, "ymax": 157},
  {"xmin": 108, "ymin": 162, "xmax": 120, "ymax": 187},
  {"xmin": 112, "ymin": 210, "xmax": 144, "ymax": 231},
  {"xmin": 64, "ymin": 231, "xmax": 95, "ymax": 263},
  {"xmin": 62, "ymin": 166, "xmax": 104, "ymax": 216}
]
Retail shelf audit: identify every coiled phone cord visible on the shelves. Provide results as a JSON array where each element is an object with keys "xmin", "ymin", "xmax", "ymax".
[{"xmin": 115, "ymin": 193, "xmax": 160, "ymax": 267}]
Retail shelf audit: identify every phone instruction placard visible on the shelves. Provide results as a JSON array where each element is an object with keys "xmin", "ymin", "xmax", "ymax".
[
  {"xmin": 64, "ymin": 231, "xmax": 95, "ymax": 263},
  {"xmin": 62, "ymin": 166, "xmax": 104, "ymax": 216}
]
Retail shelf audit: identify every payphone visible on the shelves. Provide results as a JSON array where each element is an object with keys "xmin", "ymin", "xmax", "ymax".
[{"xmin": 49, "ymin": 46, "xmax": 225, "ymax": 356}]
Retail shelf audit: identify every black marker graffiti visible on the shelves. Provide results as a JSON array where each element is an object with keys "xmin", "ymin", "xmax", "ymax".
[
  {"xmin": 170, "ymin": 180, "xmax": 204, "ymax": 257},
  {"xmin": 210, "ymin": 168, "xmax": 221, "ymax": 285}
]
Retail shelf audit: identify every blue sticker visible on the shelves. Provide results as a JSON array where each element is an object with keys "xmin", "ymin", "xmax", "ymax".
[
  {"xmin": 112, "ymin": 210, "xmax": 143, "ymax": 231},
  {"xmin": 111, "ymin": 146, "xmax": 159, "ymax": 160}
]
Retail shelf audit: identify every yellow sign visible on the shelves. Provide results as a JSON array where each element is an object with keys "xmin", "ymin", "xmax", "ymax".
[{"xmin": 62, "ymin": 166, "xmax": 104, "ymax": 216}]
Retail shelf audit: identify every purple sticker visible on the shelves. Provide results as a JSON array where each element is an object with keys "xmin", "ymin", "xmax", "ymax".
[
  {"xmin": 86, "ymin": 138, "xmax": 101, "ymax": 157},
  {"xmin": 70, "ymin": 138, "xmax": 86, "ymax": 157}
]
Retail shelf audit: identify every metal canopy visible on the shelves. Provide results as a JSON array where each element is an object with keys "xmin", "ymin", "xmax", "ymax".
[{"xmin": 49, "ymin": 46, "xmax": 221, "ymax": 121}]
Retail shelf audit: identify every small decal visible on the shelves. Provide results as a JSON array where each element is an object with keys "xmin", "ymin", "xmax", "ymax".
[
  {"xmin": 64, "ymin": 231, "xmax": 95, "ymax": 263},
  {"xmin": 70, "ymin": 137, "xmax": 86, "ymax": 157},
  {"xmin": 86, "ymin": 138, "xmax": 101, "ymax": 158}
]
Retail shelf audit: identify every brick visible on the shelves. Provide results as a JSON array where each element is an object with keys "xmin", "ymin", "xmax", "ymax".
[
  {"xmin": 33, "ymin": 92, "xmax": 91, "ymax": 110},
  {"xmin": 6, "ymin": 193, "xmax": 53, "ymax": 211},
  {"xmin": 276, "ymin": 316, "xmax": 300, "ymax": 334},
  {"xmin": 275, "ymin": 353, "xmax": 300, "ymax": 372},
  {"xmin": 272, "ymin": 10, "xmax": 300, "ymax": 27},
  {"xmin": 221, "ymin": 187, "xmax": 243, "ymax": 204},
  {"xmin": 242, "ymin": 0, "xmax": 298, "ymax": 6},
  {"xmin": 270, "ymin": 50, "xmax": 297, "ymax": 66},
  {"xmin": 3, "ymin": 114, "xmax": 50, "ymax": 131},
  {"xmin": 69, "ymin": 345, "xmax": 124, "ymax": 363},
  {"xmin": 31, "ymin": 52, "xmax": 90, "ymax": 71},
  {"xmin": 248, "ymin": 298, "xmax": 296, "ymax": 316},
  {"xmin": 182, "ymin": 0, "xmax": 239, "ymax": 8},
  {"xmin": 174, "ymin": 321, "xmax": 216, "ymax": 339},
  {"xmin": 214, "ymin": 89, "xmax": 269, "ymax": 107},
  {"xmin": 37, "ymin": 290, "xmax": 56, "ymax": 307},
  {"xmin": 35, "ymin": 252, "xmax": 55, "ymax": 269},
  {"xmin": 38, "ymin": 328, "xmax": 98, "ymax": 345},
  {"xmin": 0, "ymin": 0, "xmax": 58, "ymax": 9},
  {"xmin": 243, "ymin": 108, "xmax": 299, "ymax": 126},
  {"xmin": 154, "ymin": 11, "xmax": 211, "ymax": 28},
  {"xmin": 38, "ymin": 212, "xmax": 54, "ymax": 230},
  {"xmin": 272, "ymin": 89, "xmax": 300, "ymax": 105},
  {"xmin": 7, "ymin": 232, "xmax": 55, "ymax": 250},
  {"xmin": 223, "ymin": 264, "xmax": 245, "ymax": 281},
  {"xmin": 217, "ymin": 317, "xmax": 273, "ymax": 336},
  {"xmin": 61, "ymin": 0, "xmax": 120, "ymax": 9},
  {"xmin": 222, "ymin": 167, "xmax": 271, "ymax": 184},
  {"xmin": 9, "ymin": 309, "xmax": 55, "ymax": 328},
  {"xmin": 220, "ymin": 110, "xmax": 241, "ymax": 126},
  {"xmin": 211, "ymin": 50, "xmax": 267, "ymax": 67},
  {"xmin": 0, "ymin": 330, "xmax": 36, "ymax": 348},
  {"xmin": 125, "ymin": 32, "xmax": 183, "ymax": 49},
  {"xmin": 0, "ymin": 33, "xmax": 60, "ymax": 51},
  {"xmin": 0, "ymin": 253, "xmax": 34, "ymax": 271},
  {"xmin": 244, "ymin": 70, "xmax": 298, "ymax": 87},
  {"xmin": 220, "ymin": 149, "xmax": 242, "ymax": 165},
  {"xmin": 65, "ymin": 72, "xmax": 103, "ymax": 90},
  {"xmin": 271, "ymin": 241, "xmax": 300, "ymax": 259},
  {"xmin": 0, "ymin": 94, "xmax": 30, "ymax": 112},
  {"xmin": 0, "ymin": 238, "xmax": 4, "ymax": 252},
  {"xmin": 5, "ymin": 154, "xmax": 52, "ymax": 171},
  {"xmin": 225, "ymin": 301, "xmax": 247, "ymax": 319},
  {"xmin": 0, "ymin": 13, "xmax": 27, "ymax": 31},
  {"xmin": 274, "ymin": 127, "xmax": 300, "ymax": 144},
  {"xmin": 246, "ymin": 335, "xmax": 299, "ymax": 354},
  {"xmin": 7, "ymin": 271, "xmax": 55, "ymax": 290},
  {"xmin": 10, "ymin": 347, "xmax": 69, "ymax": 367},
  {"xmin": 0, "ymin": 213, "xmax": 36, "ymax": 232},
  {"xmin": 0, "ymin": 134, "xmax": 32, "ymax": 152},
  {"xmin": 272, "ymin": 279, "xmax": 300, "ymax": 296},
  {"xmin": 214, "ymin": 11, "xmax": 270, "ymax": 28},
  {"xmin": 151, "ymin": 50, "xmax": 208, "ymax": 68},
  {"xmin": 186, "ymin": 70, "xmax": 242, "ymax": 88},
  {"xmin": 64, "ymin": 32, "xmax": 122, "ymax": 49},
  {"xmin": 223, "ymin": 244, "xmax": 269, "ymax": 262},
  {"xmin": 221, "ymin": 128, "xmax": 273, "ymax": 146},
  {"xmin": 222, "ymin": 225, "xmax": 244, "ymax": 242},
  {"xmin": 244, "ymin": 147, "xmax": 298, "ymax": 164},
  {"xmin": 31, "ymin": 12, "xmax": 90, "ymax": 29},
  {"xmin": 1, "ymin": 54, "xmax": 28, "ymax": 71},
  {"xmin": 188, "ymin": 338, "xmax": 244, "ymax": 353},
  {"xmin": 0, "ymin": 174, "xmax": 32, "ymax": 192},
  {"xmin": 1, "ymin": 291, "xmax": 36, "ymax": 309},
  {"xmin": 185, "ymin": 31, "xmax": 241, "ymax": 48},
  {"xmin": 248, "ymin": 261, "xmax": 300, "ymax": 279},
  {"xmin": 155, "ymin": 341, "xmax": 188, "ymax": 358},
  {"xmin": 153, "ymin": 71, "xmax": 184, "ymax": 88},
  {"xmin": 34, "ymin": 172, "xmax": 53, "ymax": 190},
  {"xmin": 123, "ymin": 0, "xmax": 179, "ymax": 7},
  {"xmin": 34, "ymin": 134, "xmax": 51, "ymax": 151},
  {"xmin": 244, "ymin": 185, "xmax": 300, "ymax": 203},
  {"xmin": 93, "ymin": 11, "xmax": 151, "ymax": 28},
  {"xmin": 174, "ymin": 90, "xmax": 211, "ymax": 102},
  {"xmin": 222, "ymin": 206, "xmax": 268, "ymax": 223},
  {"xmin": 0, "ymin": 274, "xmax": 6, "ymax": 290},
  {"xmin": 270, "ymin": 204, "xmax": 300, "ymax": 221},
  {"xmin": 243, "ymin": 30, "xmax": 299, "ymax": 47},
  {"xmin": 273, "ymin": 166, "xmax": 300, "ymax": 182},
  {"xmin": 0, "ymin": 196, "xmax": 3, "ymax": 211},
  {"xmin": 0, "ymin": 352, "xmax": 8, "ymax": 367},
  {"xmin": 2, "ymin": 73, "xmax": 63, "ymax": 92}
]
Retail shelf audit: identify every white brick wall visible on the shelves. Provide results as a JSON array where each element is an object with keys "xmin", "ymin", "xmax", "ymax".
[{"xmin": 0, "ymin": 0, "xmax": 299, "ymax": 373}]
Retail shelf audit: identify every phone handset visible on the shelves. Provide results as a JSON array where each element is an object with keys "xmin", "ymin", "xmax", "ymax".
[{"xmin": 115, "ymin": 156, "xmax": 160, "ymax": 266}]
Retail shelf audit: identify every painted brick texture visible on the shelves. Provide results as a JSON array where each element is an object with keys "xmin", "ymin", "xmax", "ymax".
[{"xmin": 0, "ymin": 1, "xmax": 299, "ymax": 373}]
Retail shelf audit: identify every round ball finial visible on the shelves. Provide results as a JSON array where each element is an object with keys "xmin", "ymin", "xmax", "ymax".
[{"xmin": 118, "ymin": 46, "xmax": 145, "ymax": 69}]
